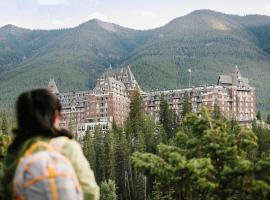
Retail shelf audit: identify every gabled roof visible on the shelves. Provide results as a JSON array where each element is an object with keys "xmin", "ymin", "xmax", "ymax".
[
  {"xmin": 100, "ymin": 65, "xmax": 142, "ymax": 91},
  {"xmin": 218, "ymin": 75, "xmax": 232, "ymax": 85},
  {"xmin": 218, "ymin": 66, "xmax": 250, "ymax": 87}
]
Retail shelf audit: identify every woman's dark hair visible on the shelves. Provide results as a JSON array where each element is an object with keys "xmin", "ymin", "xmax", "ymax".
[{"xmin": 9, "ymin": 88, "xmax": 73, "ymax": 151}]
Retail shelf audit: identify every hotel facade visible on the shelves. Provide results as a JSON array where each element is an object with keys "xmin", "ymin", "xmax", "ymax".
[{"xmin": 48, "ymin": 66, "xmax": 256, "ymax": 134}]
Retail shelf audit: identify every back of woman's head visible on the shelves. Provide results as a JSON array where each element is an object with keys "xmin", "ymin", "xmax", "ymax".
[
  {"xmin": 16, "ymin": 89, "xmax": 61, "ymax": 137},
  {"xmin": 13, "ymin": 88, "xmax": 73, "ymax": 142}
]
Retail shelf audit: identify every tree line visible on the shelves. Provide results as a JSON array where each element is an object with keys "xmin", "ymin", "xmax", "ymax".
[
  {"xmin": 81, "ymin": 91, "xmax": 270, "ymax": 200},
  {"xmin": 1, "ymin": 91, "xmax": 270, "ymax": 199}
]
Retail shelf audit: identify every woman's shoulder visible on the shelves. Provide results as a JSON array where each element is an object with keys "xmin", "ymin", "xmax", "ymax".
[{"xmin": 51, "ymin": 136, "xmax": 83, "ymax": 158}]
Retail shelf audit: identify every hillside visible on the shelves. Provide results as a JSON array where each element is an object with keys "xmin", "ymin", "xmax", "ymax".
[
  {"xmin": 124, "ymin": 10, "xmax": 270, "ymax": 112},
  {"xmin": 0, "ymin": 10, "xmax": 270, "ymax": 113}
]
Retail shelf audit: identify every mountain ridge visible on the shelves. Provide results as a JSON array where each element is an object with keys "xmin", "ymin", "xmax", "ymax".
[{"xmin": 0, "ymin": 10, "xmax": 270, "ymax": 113}]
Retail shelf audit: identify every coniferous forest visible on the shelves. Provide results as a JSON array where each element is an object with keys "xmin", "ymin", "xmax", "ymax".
[{"xmin": 82, "ymin": 91, "xmax": 270, "ymax": 199}]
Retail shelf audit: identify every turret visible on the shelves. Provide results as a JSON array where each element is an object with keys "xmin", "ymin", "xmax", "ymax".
[{"xmin": 48, "ymin": 78, "xmax": 59, "ymax": 94}]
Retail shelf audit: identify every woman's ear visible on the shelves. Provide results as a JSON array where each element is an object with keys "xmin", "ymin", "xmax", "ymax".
[{"xmin": 53, "ymin": 111, "xmax": 60, "ymax": 128}]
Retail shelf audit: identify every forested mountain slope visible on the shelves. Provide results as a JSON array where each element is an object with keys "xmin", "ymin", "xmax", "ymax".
[{"xmin": 0, "ymin": 10, "xmax": 269, "ymax": 112}]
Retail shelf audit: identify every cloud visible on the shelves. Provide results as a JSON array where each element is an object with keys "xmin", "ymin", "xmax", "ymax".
[
  {"xmin": 36, "ymin": 0, "xmax": 68, "ymax": 6},
  {"xmin": 86, "ymin": 0, "xmax": 100, "ymax": 6},
  {"xmin": 139, "ymin": 10, "xmax": 158, "ymax": 18},
  {"xmin": 88, "ymin": 12, "xmax": 109, "ymax": 21},
  {"xmin": 266, "ymin": 3, "xmax": 270, "ymax": 11},
  {"xmin": 51, "ymin": 20, "xmax": 65, "ymax": 26}
]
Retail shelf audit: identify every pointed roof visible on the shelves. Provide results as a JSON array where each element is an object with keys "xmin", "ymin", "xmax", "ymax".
[
  {"xmin": 127, "ymin": 65, "xmax": 135, "ymax": 81},
  {"xmin": 126, "ymin": 65, "xmax": 141, "ymax": 90},
  {"xmin": 48, "ymin": 78, "xmax": 59, "ymax": 94},
  {"xmin": 218, "ymin": 66, "xmax": 249, "ymax": 87},
  {"xmin": 98, "ymin": 65, "xmax": 142, "ymax": 91},
  {"xmin": 234, "ymin": 65, "xmax": 239, "ymax": 72}
]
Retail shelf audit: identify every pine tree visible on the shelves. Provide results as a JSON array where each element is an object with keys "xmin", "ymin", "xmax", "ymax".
[
  {"xmin": 212, "ymin": 101, "xmax": 222, "ymax": 119},
  {"xmin": 151, "ymin": 181, "xmax": 163, "ymax": 200},
  {"xmin": 136, "ymin": 131, "xmax": 146, "ymax": 152},
  {"xmin": 104, "ymin": 131, "xmax": 115, "ymax": 180},
  {"xmin": 132, "ymin": 108, "xmax": 261, "ymax": 199},
  {"xmin": 82, "ymin": 130, "xmax": 96, "ymax": 174},
  {"xmin": 112, "ymin": 128, "xmax": 130, "ymax": 200},
  {"xmin": 159, "ymin": 94, "xmax": 175, "ymax": 140},
  {"xmin": 125, "ymin": 90, "xmax": 145, "ymax": 149},
  {"xmin": 256, "ymin": 111, "xmax": 262, "ymax": 121},
  {"xmin": 182, "ymin": 91, "xmax": 191, "ymax": 120},
  {"xmin": 143, "ymin": 117, "xmax": 157, "ymax": 153},
  {"xmin": 100, "ymin": 179, "xmax": 118, "ymax": 200},
  {"xmin": 267, "ymin": 114, "xmax": 270, "ymax": 125},
  {"xmin": 1, "ymin": 111, "xmax": 9, "ymax": 135},
  {"xmin": 0, "ymin": 134, "xmax": 12, "ymax": 195},
  {"xmin": 93, "ymin": 127, "xmax": 106, "ymax": 183}
]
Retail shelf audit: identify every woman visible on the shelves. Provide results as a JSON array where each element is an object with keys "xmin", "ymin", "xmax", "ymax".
[{"xmin": 1, "ymin": 89, "xmax": 99, "ymax": 200}]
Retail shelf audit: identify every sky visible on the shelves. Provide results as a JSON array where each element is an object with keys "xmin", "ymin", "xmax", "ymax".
[{"xmin": 1, "ymin": 0, "xmax": 270, "ymax": 30}]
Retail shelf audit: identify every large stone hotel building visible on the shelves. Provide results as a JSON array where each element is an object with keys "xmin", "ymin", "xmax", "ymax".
[{"xmin": 48, "ymin": 66, "xmax": 256, "ymax": 134}]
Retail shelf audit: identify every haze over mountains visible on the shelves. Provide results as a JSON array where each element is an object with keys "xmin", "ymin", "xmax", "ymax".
[{"xmin": 0, "ymin": 10, "xmax": 270, "ymax": 113}]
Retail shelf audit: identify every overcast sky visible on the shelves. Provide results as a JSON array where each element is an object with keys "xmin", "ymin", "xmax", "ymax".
[{"xmin": 1, "ymin": 0, "xmax": 270, "ymax": 30}]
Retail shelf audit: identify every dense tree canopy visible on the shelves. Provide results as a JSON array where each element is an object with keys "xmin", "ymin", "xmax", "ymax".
[{"xmin": 132, "ymin": 108, "xmax": 270, "ymax": 199}]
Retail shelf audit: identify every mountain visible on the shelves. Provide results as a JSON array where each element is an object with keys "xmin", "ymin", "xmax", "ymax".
[{"xmin": 0, "ymin": 10, "xmax": 270, "ymax": 114}]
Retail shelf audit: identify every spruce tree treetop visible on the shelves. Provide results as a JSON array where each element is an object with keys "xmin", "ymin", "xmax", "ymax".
[
  {"xmin": 256, "ymin": 111, "xmax": 262, "ymax": 121},
  {"xmin": 267, "ymin": 114, "xmax": 270, "ymax": 125},
  {"xmin": 159, "ymin": 93, "xmax": 175, "ymax": 140},
  {"xmin": 1, "ymin": 111, "xmax": 9, "ymax": 135},
  {"xmin": 100, "ymin": 179, "xmax": 117, "ymax": 200},
  {"xmin": 182, "ymin": 91, "xmax": 191, "ymax": 120},
  {"xmin": 125, "ymin": 90, "xmax": 144, "ymax": 136}
]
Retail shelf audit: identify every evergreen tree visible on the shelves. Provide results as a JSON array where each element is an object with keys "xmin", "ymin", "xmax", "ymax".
[
  {"xmin": 252, "ymin": 124, "xmax": 270, "ymax": 158},
  {"xmin": 0, "ymin": 134, "xmax": 12, "ymax": 163},
  {"xmin": 93, "ymin": 127, "xmax": 106, "ymax": 183},
  {"xmin": 124, "ymin": 91, "xmax": 158, "ymax": 200},
  {"xmin": 143, "ymin": 117, "xmax": 158, "ymax": 153},
  {"xmin": 267, "ymin": 114, "xmax": 270, "ymax": 125},
  {"xmin": 132, "ymin": 108, "xmax": 264, "ymax": 199},
  {"xmin": 100, "ymin": 179, "xmax": 118, "ymax": 200},
  {"xmin": 104, "ymin": 131, "xmax": 115, "ymax": 180},
  {"xmin": 0, "ymin": 134, "xmax": 12, "ymax": 195},
  {"xmin": 151, "ymin": 181, "xmax": 163, "ymax": 200},
  {"xmin": 82, "ymin": 130, "xmax": 96, "ymax": 175},
  {"xmin": 252, "ymin": 119, "xmax": 257, "ymax": 131},
  {"xmin": 182, "ymin": 91, "xmax": 191, "ymax": 120},
  {"xmin": 256, "ymin": 111, "xmax": 262, "ymax": 121},
  {"xmin": 1, "ymin": 111, "xmax": 9, "ymax": 135},
  {"xmin": 151, "ymin": 180, "xmax": 174, "ymax": 200},
  {"xmin": 212, "ymin": 101, "xmax": 222, "ymax": 119},
  {"xmin": 112, "ymin": 128, "xmax": 130, "ymax": 200},
  {"xmin": 125, "ymin": 90, "xmax": 145, "ymax": 150},
  {"xmin": 159, "ymin": 94, "xmax": 175, "ymax": 140},
  {"xmin": 136, "ymin": 131, "xmax": 146, "ymax": 152}
]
